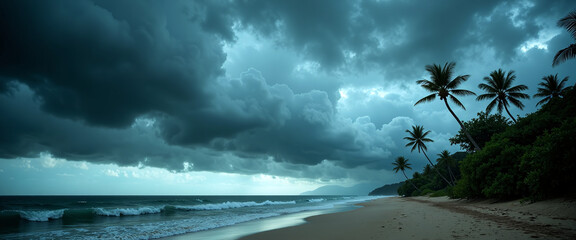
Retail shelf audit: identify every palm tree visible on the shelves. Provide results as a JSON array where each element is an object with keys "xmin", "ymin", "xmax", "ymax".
[
  {"xmin": 392, "ymin": 157, "xmax": 420, "ymax": 191},
  {"xmin": 415, "ymin": 62, "xmax": 481, "ymax": 151},
  {"xmin": 553, "ymin": 11, "xmax": 576, "ymax": 66},
  {"xmin": 437, "ymin": 150, "xmax": 456, "ymax": 185},
  {"xmin": 534, "ymin": 74, "xmax": 570, "ymax": 106},
  {"xmin": 477, "ymin": 69, "xmax": 529, "ymax": 123},
  {"xmin": 404, "ymin": 125, "xmax": 453, "ymax": 186}
]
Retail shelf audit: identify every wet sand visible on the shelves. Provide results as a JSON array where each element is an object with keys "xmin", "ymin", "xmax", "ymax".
[{"xmin": 239, "ymin": 196, "xmax": 576, "ymax": 240}]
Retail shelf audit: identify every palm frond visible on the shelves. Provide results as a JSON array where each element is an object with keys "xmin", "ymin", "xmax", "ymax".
[
  {"xmin": 553, "ymin": 44, "xmax": 576, "ymax": 66},
  {"xmin": 486, "ymin": 99, "xmax": 498, "ymax": 113},
  {"xmin": 446, "ymin": 74, "xmax": 470, "ymax": 89},
  {"xmin": 478, "ymin": 82, "xmax": 497, "ymax": 92},
  {"xmin": 477, "ymin": 93, "xmax": 496, "ymax": 101},
  {"xmin": 449, "ymin": 95, "xmax": 466, "ymax": 110},
  {"xmin": 411, "ymin": 144, "xmax": 418, "ymax": 152},
  {"xmin": 414, "ymin": 93, "xmax": 436, "ymax": 106},
  {"xmin": 507, "ymin": 84, "xmax": 529, "ymax": 92},
  {"xmin": 403, "ymin": 136, "xmax": 416, "ymax": 141},
  {"xmin": 508, "ymin": 97, "xmax": 525, "ymax": 110},
  {"xmin": 451, "ymin": 89, "xmax": 476, "ymax": 96},
  {"xmin": 508, "ymin": 92, "xmax": 530, "ymax": 99},
  {"xmin": 558, "ymin": 11, "xmax": 576, "ymax": 39},
  {"xmin": 536, "ymin": 96, "xmax": 551, "ymax": 106}
]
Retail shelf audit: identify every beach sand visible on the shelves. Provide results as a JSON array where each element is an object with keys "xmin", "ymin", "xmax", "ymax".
[{"xmin": 239, "ymin": 196, "xmax": 576, "ymax": 240}]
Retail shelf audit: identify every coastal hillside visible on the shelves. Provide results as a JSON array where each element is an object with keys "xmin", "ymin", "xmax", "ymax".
[{"xmin": 368, "ymin": 182, "xmax": 402, "ymax": 196}]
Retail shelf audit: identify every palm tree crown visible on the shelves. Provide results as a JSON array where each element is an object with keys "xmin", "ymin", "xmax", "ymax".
[
  {"xmin": 437, "ymin": 150, "xmax": 455, "ymax": 167},
  {"xmin": 534, "ymin": 74, "xmax": 570, "ymax": 106},
  {"xmin": 392, "ymin": 156, "xmax": 412, "ymax": 173},
  {"xmin": 477, "ymin": 69, "xmax": 529, "ymax": 123},
  {"xmin": 415, "ymin": 62, "xmax": 476, "ymax": 109},
  {"xmin": 553, "ymin": 11, "xmax": 576, "ymax": 66},
  {"xmin": 392, "ymin": 157, "xmax": 420, "ymax": 191},
  {"xmin": 404, "ymin": 125, "xmax": 454, "ymax": 187},
  {"xmin": 415, "ymin": 62, "xmax": 481, "ymax": 151},
  {"xmin": 404, "ymin": 125, "xmax": 433, "ymax": 154}
]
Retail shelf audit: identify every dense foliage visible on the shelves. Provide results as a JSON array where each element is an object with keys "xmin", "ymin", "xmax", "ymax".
[
  {"xmin": 454, "ymin": 87, "xmax": 576, "ymax": 200},
  {"xmin": 449, "ymin": 112, "xmax": 511, "ymax": 152},
  {"xmin": 396, "ymin": 87, "xmax": 576, "ymax": 200},
  {"xmin": 397, "ymin": 152, "xmax": 467, "ymax": 197}
]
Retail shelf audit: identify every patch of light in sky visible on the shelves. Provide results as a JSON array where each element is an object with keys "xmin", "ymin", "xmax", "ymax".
[
  {"xmin": 520, "ymin": 28, "xmax": 562, "ymax": 53},
  {"xmin": 0, "ymin": 157, "xmax": 322, "ymax": 195},
  {"xmin": 294, "ymin": 61, "xmax": 321, "ymax": 73},
  {"xmin": 339, "ymin": 89, "xmax": 349, "ymax": 99}
]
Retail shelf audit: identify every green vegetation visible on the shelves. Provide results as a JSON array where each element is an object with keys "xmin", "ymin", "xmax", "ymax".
[
  {"xmin": 449, "ymin": 112, "xmax": 511, "ymax": 152},
  {"xmin": 476, "ymin": 69, "xmax": 529, "ymax": 123},
  {"xmin": 534, "ymin": 74, "xmax": 571, "ymax": 106},
  {"xmin": 395, "ymin": 81, "xmax": 576, "ymax": 200},
  {"xmin": 455, "ymin": 87, "xmax": 576, "ymax": 200},
  {"xmin": 392, "ymin": 157, "xmax": 420, "ymax": 191},
  {"xmin": 404, "ymin": 125, "xmax": 452, "ymax": 186}
]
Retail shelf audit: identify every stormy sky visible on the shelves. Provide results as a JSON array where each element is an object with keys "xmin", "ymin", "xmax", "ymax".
[{"xmin": 0, "ymin": 0, "xmax": 574, "ymax": 195}]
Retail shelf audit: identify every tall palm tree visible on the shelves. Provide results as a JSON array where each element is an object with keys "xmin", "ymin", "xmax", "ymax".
[
  {"xmin": 534, "ymin": 74, "xmax": 570, "ymax": 106},
  {"xmin": 553, "ymin": 11, "xmax": 576, "ymax": 66},
  {"xmin": 404, "ymin": 125, "xmax": 453, "ymax": 186},
  {"xmin": 415, "ymin": 62, "xmax": 481, "ymax": 151},
  {"xmin": 392, "ymin": 157, "xmax": 420, "ymax": 191},
  {"xmin": 437, "ymin": 150, "xmax": 456, "ymax": 185},
  {"xmin": 477, "ymin": 69, "xmax": 529, "ymax": 123}
]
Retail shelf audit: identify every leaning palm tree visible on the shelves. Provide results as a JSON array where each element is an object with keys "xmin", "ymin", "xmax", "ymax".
[
  {"xmin": 437, "ymin": 150, "xmax": 456, "ymax": 185},
  {"xmin": 534, "ymin": 74, "xmax": 570, "ymax": 106},
  {"xmin": 392, "ymin": 157, "xmax": 420, "ymax": 191},
  {"xmin": 404, "ymin": 125, "xmax": 453, "ymax": 186},
  {"xmin": 553, "ymin": 11, "xmax": 576, "ymax": 66},
  {"xmin": 477, "ymin": 69, "xmax": 529, "ymax": 123},
  {"xmin": 415, "ymin": 62, "xmax": 481, "ymax": 151}
]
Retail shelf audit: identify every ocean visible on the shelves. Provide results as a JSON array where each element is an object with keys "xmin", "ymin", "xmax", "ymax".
[{"xmin": 0, "ymin": 195, "xmax": 385, "ymax": 239}]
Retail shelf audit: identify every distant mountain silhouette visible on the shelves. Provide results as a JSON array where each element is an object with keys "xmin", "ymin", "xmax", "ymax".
[
  {"xmin": 300, "ymin": 183, "xmax": 381, "ymax": 195},
  {"xmin": 368, "ymin": 182, "xmax": 402, "ymax": 196}
]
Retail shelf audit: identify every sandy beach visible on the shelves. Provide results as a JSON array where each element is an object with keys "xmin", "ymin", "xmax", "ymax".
[{"xmin": 239, "ymin": 196, "xmax": 576, "ymax": 240}]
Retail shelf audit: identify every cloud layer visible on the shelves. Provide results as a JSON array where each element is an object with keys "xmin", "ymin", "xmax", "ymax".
[{"xmin": 1, "ymin": 0, "xmax": 574, "ymax": 183}]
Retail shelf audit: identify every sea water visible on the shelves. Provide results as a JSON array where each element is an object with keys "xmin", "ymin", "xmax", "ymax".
[{"xmin": 0, "ymin": 195, "xmax": 384, "ymax": 239}]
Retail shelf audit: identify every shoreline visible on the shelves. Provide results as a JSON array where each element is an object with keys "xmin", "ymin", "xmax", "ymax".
[
  {"xmin": 160, "ymin": 197, "xmax": 374, "ymax": 240},
  {"xmin": 239, "ymin": 196, "xmax": 576, "ymax": 240}
]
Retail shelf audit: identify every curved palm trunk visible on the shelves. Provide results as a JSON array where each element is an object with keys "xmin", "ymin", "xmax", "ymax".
[
  {"xmin": 503, "ymin": 104, "xmax": 517, "ymax": 123},
  {"xmin": 443, "ymin": 99, "xmax": 482, "ymax": 151},
  {"xmin": 447, "ymin": 165, "xmax": 456, "ymax": 185},
  {"xmin": 422, "ymin": 151, "xmax": 454, "ymax": 187},
  {"xmin": 402, "ymin": 171, "xmax": 420, "ymax": 192}
]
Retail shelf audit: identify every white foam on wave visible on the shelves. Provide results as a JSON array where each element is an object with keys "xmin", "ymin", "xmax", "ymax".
[
  {"xmin": 93, "ymin": 206, "xmax": 164, "ymax": 217},
  {"xmin": 176, "ymin": 200, "xmax": 296, "ymax": 211},
  {"xmin": 15, "ymin": 209, "xmax": 66, "ymax": 222},
  {"xmin": 306, "ymin": 198, "xmax": 326, "ymax": 203}
]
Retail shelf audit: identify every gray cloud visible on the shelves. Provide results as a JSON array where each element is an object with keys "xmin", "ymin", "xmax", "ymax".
[{"xmin": 0, "ymin": 0, "xmax": 224, "ymax": 128}]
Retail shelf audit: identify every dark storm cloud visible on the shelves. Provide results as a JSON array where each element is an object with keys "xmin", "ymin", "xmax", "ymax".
[
  {"xmin": 0, "ymin": 0, "xmax": 224, "ymax": 127},
  {"xmin": 232, "ymin": 0, "xmax": 572, "ymax": 77},
  {"xmin": 0, "ymin": 0, "xmax": 574, "ymax": 177}
]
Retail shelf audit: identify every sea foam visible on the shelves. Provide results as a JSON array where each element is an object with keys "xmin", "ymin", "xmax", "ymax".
[
  {"xmin": 93, "ymin": 206, "xmax": 164, "ymax": 217},
  {"xmin": 15, "ymin": 209, "xmax": 66, "ymax": 222},
  {"xmin": 176, "ymin": 200, "xmax": 296, "ymax": 211}
]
